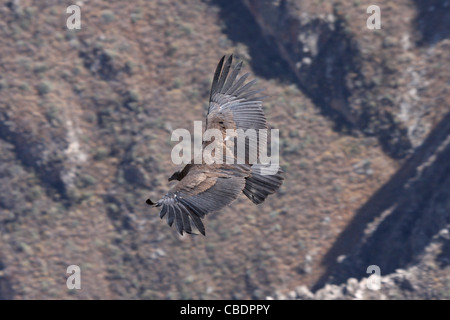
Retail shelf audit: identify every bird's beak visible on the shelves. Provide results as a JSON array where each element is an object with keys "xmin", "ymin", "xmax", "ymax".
[{"xmin": 146, "ymin": 199, "xmax": 157, "ymax": 206}]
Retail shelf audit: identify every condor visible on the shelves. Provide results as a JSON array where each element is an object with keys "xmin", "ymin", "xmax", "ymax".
[{"xmin": 146, "ymin": 55, "xmax": 284, "ymax": 236}]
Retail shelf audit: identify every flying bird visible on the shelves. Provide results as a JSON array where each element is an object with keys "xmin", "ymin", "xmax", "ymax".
[{"xmin": 147, "ymin": 55, "xmax": 284, "ymax": 236}]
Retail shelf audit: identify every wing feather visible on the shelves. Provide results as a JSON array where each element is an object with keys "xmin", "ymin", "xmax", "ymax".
[
  {"xmin": 207, "ymin": 58, "xmax": 267, "ymax": 136},
  {"xmin": 159, "ymin": 205, "xmax": 168, "ymax": 219},
  {"xmin": 166, "ymin": 204, "xmax": 175, "ymax": 227},
  {"xmin": 222, "ymin": 61, "xmax": 243, "ymax": 94},
  {"xmin": 209, "ymin": 55, "xmax": 225, "ymax": 102},
  {"xmin": 215, "ymin": 55, "xmax": 233, "ymax": 94},
  {"xmin": 178, "ymin": 201, "xmax": 205, "ymax": 235},
  {"xmin": 151, "ymin": 165, "xmax": 249, "ymax": 235}
]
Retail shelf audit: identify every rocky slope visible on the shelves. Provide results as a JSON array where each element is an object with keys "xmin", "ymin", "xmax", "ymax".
[
  {"xmin": 242, "ymin": 0, "xmax": 449, "ymax": 157},
  {"xmin": 269, "ymin": 225, "xmax": 450, "ymax": 300},
  {"xmin": 0, "ymin": 0, "xmax": 448, "ymax": 299},
  {"xmin": 243, "ymin": 0, "xmax": 450, "ymax": 299}
]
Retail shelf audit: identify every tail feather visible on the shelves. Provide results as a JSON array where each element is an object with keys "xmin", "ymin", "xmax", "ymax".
[{"xmin": 243, "ymin": 165, "xmax": 284, "ymax": 205}]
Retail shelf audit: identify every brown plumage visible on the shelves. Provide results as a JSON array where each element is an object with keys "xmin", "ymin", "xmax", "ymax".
[{"xmin": 147, "ymin": 55, "xmax": 284, "ymax": 236}]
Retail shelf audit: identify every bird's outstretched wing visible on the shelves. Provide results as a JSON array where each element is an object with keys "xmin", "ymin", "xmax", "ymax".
[
  {"xmin": 206, "ymin": 55, "xmax": 267, "ymax": 133},
  {"xmin": 147, "ymin": 164, "xmax": 250, "ymax": 236},
  {"xmin": 206, "ymin": 55, "xmax": 268, "ymax": 165}
]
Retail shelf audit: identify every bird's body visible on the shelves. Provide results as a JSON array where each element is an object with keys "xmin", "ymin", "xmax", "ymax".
[{"xmin": 147, "ymin": 55, "xmax": 284, "ymax": 235}]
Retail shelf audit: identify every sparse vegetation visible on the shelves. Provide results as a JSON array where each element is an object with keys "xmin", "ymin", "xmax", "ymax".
[
  {"xmin": 36, "ymin": 81, "xmax": 52, "ymax": 95},
  {"xmin": 0, "ymin": 0, "xmax": 447, "ymax": 301},
  {"xmin": 101, "ymin": 10, "xmax": 116, "ymax": 23}
]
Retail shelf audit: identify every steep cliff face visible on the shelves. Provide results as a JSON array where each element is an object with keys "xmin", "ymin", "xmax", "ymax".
[
  {"xmin": 239, "ymin": 0, "xmax": 449, "ymax": 296},
  {"xmin": 413, "ymin": 0, "xmax": 450, "ymax": 46},
  {"xmin": 242, "ymin": 0, "xmax": 448, "ymax": 159},
  {"xmin": 316, "ymin": 113, "xmax": 450, "ymax": 289},
  {"xmin": 270, "ymin": 225, "xmax": 450, "ymax": 299}
]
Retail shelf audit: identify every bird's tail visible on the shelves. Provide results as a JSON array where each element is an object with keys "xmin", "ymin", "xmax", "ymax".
[{"xmin": 243, "ymin": 164, "xmax": 284, "ymax": 205}]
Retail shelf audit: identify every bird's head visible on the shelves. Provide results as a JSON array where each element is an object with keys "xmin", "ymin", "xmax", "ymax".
[
  {"xmin": 168, "ymin": 170, "xmax": 181, "ymax": 181},
  {"xmin": 146, "ymin": 198, "xmax": 157, "ymax": 206}
]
